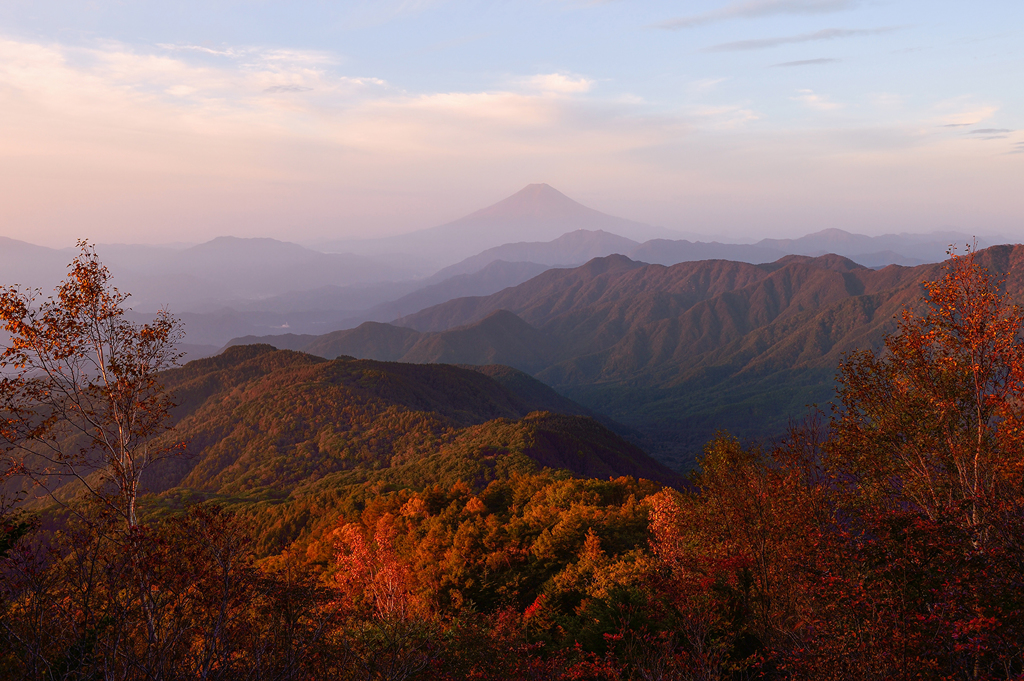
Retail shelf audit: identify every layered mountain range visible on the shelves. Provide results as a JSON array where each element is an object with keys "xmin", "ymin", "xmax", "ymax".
[
  {"xmin": 229, "ymin": 245, "xmax": 1024, "ymax": 468},
  {"xmin": 2, "ymin": 184, "xmax": 991, "ymax": 353},
  {"xmin": 4, "ymin": 184, "xmax": 1010, "ymax": 468}
]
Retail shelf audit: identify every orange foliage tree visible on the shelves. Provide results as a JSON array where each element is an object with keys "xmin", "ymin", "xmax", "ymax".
[
  {"xmin": 649, "ymin": 247, "xmax": 1024, "ymax": 678},
  {"xmin": 0, "ymin": 241, "xmax": 182, "ymax": 527},
  {"xmin": 649, "ymin": 433, "xmax": 828, "ymax": 676},
  {"xmin": 332, "ymin": 513, "xmax": 438, "ymax": 681},
  {"xmin": 797, "ymin": 246, "xmax": 1024, "ymax": 677},
  {"xmin": 832, "ymin": 247, "xmax": 1024, "ymax": 528}
]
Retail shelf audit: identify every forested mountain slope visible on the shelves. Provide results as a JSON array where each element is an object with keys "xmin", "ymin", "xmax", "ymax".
[
  {"xmin": 231, "ymin": 246, "xmax": 1024, "ymax": 467},
  {"xmin": 7, "ymin": 343, "xmax": 677, "ymax": 522},
  {"xmin": 149, "ymin": 345, "xmax": 676, "ymax": 492},
  {"xmin": 394, "ymin": 252, "xmax": 945, "ymax": 464}
]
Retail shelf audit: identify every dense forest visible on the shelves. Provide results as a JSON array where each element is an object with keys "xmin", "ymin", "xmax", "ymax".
[{"xmin": 4, "ymin": 246, "xmax": 1024, "ymax": 679}]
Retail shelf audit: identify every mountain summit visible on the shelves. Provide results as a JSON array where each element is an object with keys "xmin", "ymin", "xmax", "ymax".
[
  {"xmin": 323, "ymin": 184, "xmax": 678, "ymax": 268},
  {"xmin": 466, "ymin": 183, "xmax": 579, "ymax": 220},
  {"xmin": 459, "ymin": 184, "xmax": 631, "ymax": 227},
  {"xmin": 423, "ymin": 183, "xmax": 675, "ymax": 250}
]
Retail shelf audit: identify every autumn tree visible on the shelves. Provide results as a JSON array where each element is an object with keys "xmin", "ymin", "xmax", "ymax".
[
  {"xmin": 0, "ymin": 241, "xmax": 183, "ymax": 527},
  {"xmin": 792, "ymin": 246, "xmax": 1024, "ymax": 678},
  {"xmin": 831, "ymin": 246, "xmax": 1024, "ymax": 531},
  {"xmin": 332, "ymin": 514, "xmax": 438, "ymax": 681},
  {"xmin": 645, "ymin": 247, "xmax": 1024, "ymax": 678},
  {"xmin": 648, "ymin": 433, "xmax": 828, "ymax": 677}
]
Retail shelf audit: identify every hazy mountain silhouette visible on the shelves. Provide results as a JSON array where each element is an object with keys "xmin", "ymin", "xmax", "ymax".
[
  {"xmin": 319, "ymin": 184, "xmax": 679, "ymax": 268},
  {"xmin": 754, "ymin": 228, "xmax": 989, "ymax": 266},
  {"xmin": 156, "ymin": 261, "xmax": 554, "ymax": 348},
  {"xmin": 432, "ymin": 230, "xmax": 641, "ymax": 279},
  {"xmin": 162, "ymin": 237, "xmax": 408, "ymax": 301},
  {"xmin": 1, "ymin": 236, "xmax": 414, "ymax": 314},
  {"xmin": 227, "ymin": 281, "xmax": 421, "ymax": 314},
  {"xmin": 0, "ymin": 236, "xmax": 73, "ymax": 289},
  {"xmin": 344, "ymin": 260, "xmax": 554, "ymax": 324},
  {"xmin": 628, "ymin": 239, "xmax": 788, "ymax": 266},
  {"xmin": 421, "ymin": 229, "xmax": 944, "ymax": 286}
]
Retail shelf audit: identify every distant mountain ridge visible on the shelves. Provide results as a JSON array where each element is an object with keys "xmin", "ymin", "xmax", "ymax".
[
  {"xmin": 428, "ymin": 227, "xmax": 992, "ymax": 284},
  {"xmin": 317, "ymin": 184, "xmax": 680, "ymax": 266},
  {"xmin": 752, "ymin": 228, "xmax": 991, "ymax": 266},
  {"xmin": 0, "ymin": 236, "xmax": 410, "ymax": 314},
  {"xmin": 349, "ymin": 260, "xmax": 553, "ymax": 324},
  {"xmin": 430, "ymin": 230, "xmax": 642, "ymax": 279},
  {"xmin": 225, "ymin": 246, "xmax": 1024, "ymax": 468},
  {"xmin": 1, "ymin": 185, "xmax": 995, "ymax": 353}
]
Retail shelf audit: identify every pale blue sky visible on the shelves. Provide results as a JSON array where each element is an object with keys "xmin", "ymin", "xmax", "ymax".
[{"xmin": 1, "ymin": 1, "xmax": 1021, "ymax": 246}]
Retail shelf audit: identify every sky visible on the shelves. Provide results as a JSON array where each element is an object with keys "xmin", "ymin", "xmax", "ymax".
[{"xmin": 0, "ymin": 0, "xmax": 1022, "ymax": 247}]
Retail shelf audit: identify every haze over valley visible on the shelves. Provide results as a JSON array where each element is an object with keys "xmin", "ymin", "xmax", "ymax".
[
  {"xmin": 1, "ymin": 184, "xmax": 997, "ymax": 350},
  {"xmin": 2, "ymin": 183, "xmax": 1012, "ymax": 466}
]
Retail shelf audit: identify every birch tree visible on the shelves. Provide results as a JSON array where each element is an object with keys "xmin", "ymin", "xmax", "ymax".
[{"xmin": 0, "ymin": 241, "xmax": 182, "ymax": 527}]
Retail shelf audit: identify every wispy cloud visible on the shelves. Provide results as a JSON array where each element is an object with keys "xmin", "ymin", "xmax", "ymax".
[
  {"xmin": 970, "ymin": 128, "xmax": 1012, "ymax": 140},
  {"xmin": 264, "ymin": 85, "xmax": 313, "ymax": 93},
  {"xmin": 655, "ymin": 0, "xmax": 857, "ymax": 30},
  {"xmin": 157, "ymin": 44, "xmax": 243, "ymax": 58},
  {"xmin": 792, "ymin": 89, "xmax": 842, "ymax": 110},
  {"xmin": 772, "ymin": 57, "xmax": 841, "ymax": 67},
  {"xmin": 934, "ymin": 99, "xmax": 998, "ymax": 127},
  {"xmin": 522, "ymin": 73, "xmax": 593, "ymax": 94},
  {"xmin": 705, "ymin": 27, "xmax": 898, "ymax": 52},
  {"xmin": 690, "ymin": 77, "xmax": 728, "ymax": 90}
]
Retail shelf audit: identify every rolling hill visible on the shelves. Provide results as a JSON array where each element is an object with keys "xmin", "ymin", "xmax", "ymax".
[
  {"xmin": 8, "ymin": 344, "xmax": 679, "ymax": 550},
  {"xmin": 163, "ymin": 346, "xmax": 674, "ymax": 484}
]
